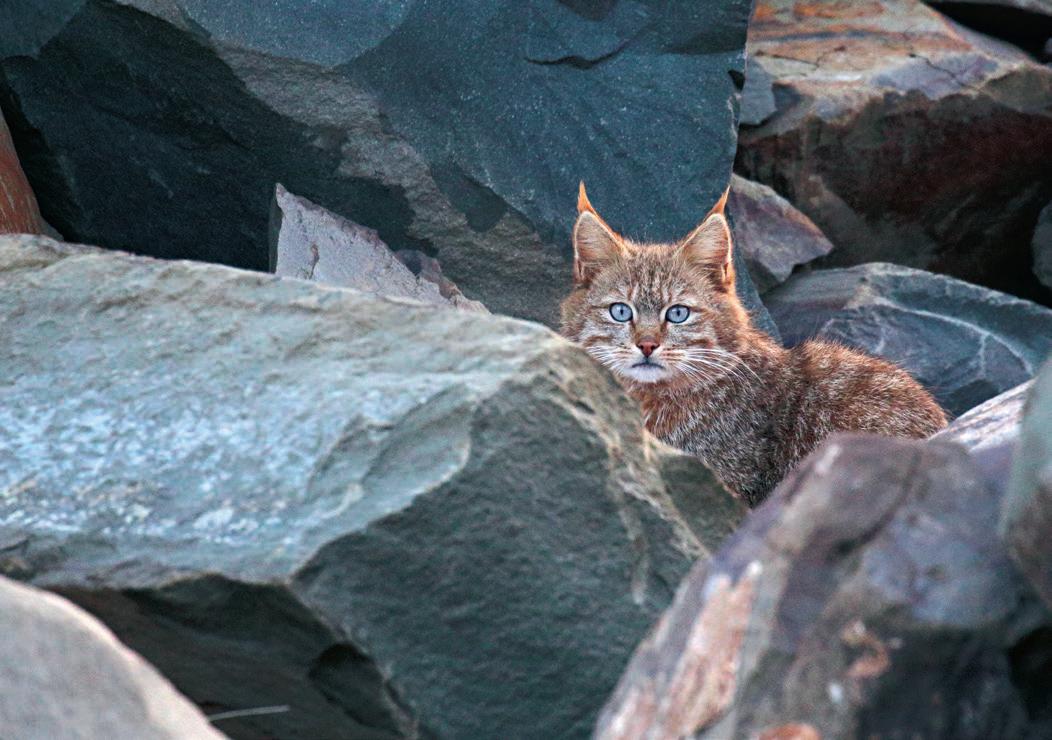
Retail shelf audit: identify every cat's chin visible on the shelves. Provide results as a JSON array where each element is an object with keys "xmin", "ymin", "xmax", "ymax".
[{"xmin": 620, "ymin": 363, "xmax": 671, "ymax": 384}]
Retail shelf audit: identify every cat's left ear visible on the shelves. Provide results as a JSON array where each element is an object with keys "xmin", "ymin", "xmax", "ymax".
[{"xmin": 679, "ymin": 196, "xmax": 735, "ymax": 292}]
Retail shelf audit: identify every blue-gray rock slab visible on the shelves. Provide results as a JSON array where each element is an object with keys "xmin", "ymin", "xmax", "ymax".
[
  {"xmin": 1002, "ymin": 360, "xmax": 1052, "ymax": 611},
  {"xmin": 0, "ymin": 575, "xmax": 225, "ymax": 740},
  {"xmin": 0, "ymin": 0, "xmax": 753, "ymax": 326},
  {"xmin": 764, "ymin": 262, "xmax": 1052, "ymax": 417},
  {"xmin": 0, "ymin": 235, "xmax": 742, "ymax": 739}
]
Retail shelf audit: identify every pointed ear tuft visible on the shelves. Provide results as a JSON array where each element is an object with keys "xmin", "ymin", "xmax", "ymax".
[
  {"xmin": 577, "ymin": 181, "xmax": 597, "ymax": 216},
  {"xmin": 573, "ymin": 210, "xmax": 623, "ymax": 285},
  {"xmin": 705, "ymin": 186, "xmax": 730, "ymax": 219},
  {"xmin": 679, "ymin": 213, "xmax": 735, "ymax": 292}
]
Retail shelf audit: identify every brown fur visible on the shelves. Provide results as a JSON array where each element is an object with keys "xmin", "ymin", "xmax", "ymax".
[{"xmin": 560, "ymin": 183, "xmax": 948, "ymax": 505}]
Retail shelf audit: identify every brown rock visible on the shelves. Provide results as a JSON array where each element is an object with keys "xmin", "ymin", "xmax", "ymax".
[
  {"xmin": 737, "ymin": 0, "xmax": 1052, "ymax": 300},
  {"xmin": 596, "ymin": 434, "xmax": 1050, "ymax": 740},
  {"xmin": 0, "ymin": 111, "xmax": 45, "ymax": 235},
  {"xmin": 728, "ymin": 174, "xmax": 834, "ymax": 293}
]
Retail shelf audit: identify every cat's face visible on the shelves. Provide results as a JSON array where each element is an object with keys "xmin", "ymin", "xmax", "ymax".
[{"xmin": 560, "ymin": 183, "xmax": 750, "ymax": 387}]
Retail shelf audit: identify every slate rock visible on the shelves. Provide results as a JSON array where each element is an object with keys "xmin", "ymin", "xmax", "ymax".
[
  {"xmin": 737, "ymin": 0, "xmax": 1052, "ymax": 299},
  {"xmin": 1002, "ymin": 361, "xmax": 1052, "ymax": 611},
  {"xmin": 933, "ymin": 380, "xmax": 1031, "ymax": 452},
  {"xmin": 596, "ymin": 434, "xmax": 1051, "ymax": 740},
  {"xmin": 727, "ymin": 174, "xmax": 834, "ymax": 294},
  {"xmin": 1034, "ymin": 201, "xmax": 1052, "ymax": 290},
  {"xmin": 0, "ymin": 0, "xmax": 752, "ymax": 325},
  {"xmin": 765, "ymin": 263, "xmax": 1052, "ymax": 416},
  {"xmin": 0, "ymin": 234, "xmax": 742, "ymax": 740},
  {"xmin": 0, "ymin": 575, "xmax": 223, "ymax": 740},
  {"xmin": 270, "ymin": 183, "xmax": 485, "ymax": 311},
  {"xmin": 0, "ymin": 109, "xmax": 45, "ymax": 234}
]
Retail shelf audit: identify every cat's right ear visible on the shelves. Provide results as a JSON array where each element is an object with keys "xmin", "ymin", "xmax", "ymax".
[{"xmin": 573, "ymin": 182, "xmax": 623, "ymax": 285}]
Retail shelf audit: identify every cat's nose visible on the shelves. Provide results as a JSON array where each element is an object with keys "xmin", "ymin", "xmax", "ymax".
[{"xmin": 637, "ymin": 341, "xmax": 660, "ymax": 357}]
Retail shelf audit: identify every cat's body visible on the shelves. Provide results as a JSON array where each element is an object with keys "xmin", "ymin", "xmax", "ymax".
[{"xmin": 560, "ymin": 184, "xmax": 947, "ymax": 505}]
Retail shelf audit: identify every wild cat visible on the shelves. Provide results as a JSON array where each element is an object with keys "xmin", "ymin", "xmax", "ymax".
[{"xmin": 560, "ymin": 183, "xmax": 947, "ymax": 505}]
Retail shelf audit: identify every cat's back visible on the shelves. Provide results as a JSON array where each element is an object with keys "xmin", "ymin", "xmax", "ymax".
[{"xmin": 782, "ymin": 339, "xmax": 948, "ymax": 440}]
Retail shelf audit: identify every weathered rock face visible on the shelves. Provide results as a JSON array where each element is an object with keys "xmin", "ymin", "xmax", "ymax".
[
  {"xmin": 0, "ymin": 575, "xmax": 223, "ymax": 740},
  {"xmin": 925, "ymin": 1, "xmax": 1052, "ymax": 60},
  {"xmin": 1034, "ymin": 201, "xmax": 1052, "ymax": 290},
  {"xmin": 934, "ymin": 380, "xmax": 1031, "ymax": 452},
  {"xmin": 1002, "ymin": 361, "xmax": 1052, "ymax": 612},
  {"xmin": 727, "ymin": 174, "xmax": 834, "ymax": 294},
  {"xmin": 0, "ymin": 110, "xmax": 45, "ymax": 234},
  {"xmin": 737, "ymin": 0, "xmax": 1052, "ymax": 301},
  {"xmin": 596, "ymin": 434, "xmax": 1052, "ymax": 740},
  {"xmin": 765, "ymin": 263, "xmax": 1052, "ymax": 416},
  {"xmin": 0, "ymin": 0, "xmax": 752, "ymax": 325},
  {"xmin": 0, "ymin": 234, "xmax": 743, "ymax": 739}
]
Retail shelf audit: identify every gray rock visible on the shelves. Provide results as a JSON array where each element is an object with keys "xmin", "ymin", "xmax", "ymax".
[
  {"xmin": 737, "ymin": 0, "xmax": 1052, "ymax": 298},
  {"xmin": 765, "ymin": 263, "xmax": 1052, "ymax": 417},
  {"xmin": 934, "ymin": 380, "xmax": 1031, "ymax": 452},
  {"xmin": 596, "ymin": 434, "xmax": 1051, "ymax": 740},
  {"xmin": 0, "ymin": 234, "xmax": 742, "ymax": 739},
  {"xmin": 0, "ymin": 0, "xmax": 752, "ymax": 325},
  {"xmin": 1034, "ymin": 201, "xmax": 1052, "ymax": 290},
  {"xmin": 925, "ymin": 1, "xmax": 1052, "ymax": 62},
  {"xmin": 270, "ymin": 183, "xmax": 448, "ymax": 307},
  {"xmin": 0, "ymin": 575, "xmax": 223, "ymax": 740},
  {"xmin": 727, "ymin": 174, "xmax": 834, "ymax": 294},
  {"xmin": 739, "ymin": 56, "xmax": 777, "ymax": 127},
  {"xmin": 1002, "ymin": 361, "xmax": 1052, "ymax": 611}
]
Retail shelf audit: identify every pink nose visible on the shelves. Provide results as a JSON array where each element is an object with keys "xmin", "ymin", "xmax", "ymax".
[{"xmin": 638, "ymin": 341, "xmax": 659, "ymax": 357}]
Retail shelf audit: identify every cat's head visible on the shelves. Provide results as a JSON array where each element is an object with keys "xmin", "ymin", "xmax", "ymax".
[{"xmin": 559, "ymin": 182, "xmax": 753, "ymax": 387}]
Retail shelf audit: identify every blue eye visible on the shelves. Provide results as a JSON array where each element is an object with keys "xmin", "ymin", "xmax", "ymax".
[
  {"xmin": 609, "ymin": 302, "xmax": 633, "ymax": 322},
  {"xmin": 666, "ymin": 305, "xmax": 690, "ymax": 324}
]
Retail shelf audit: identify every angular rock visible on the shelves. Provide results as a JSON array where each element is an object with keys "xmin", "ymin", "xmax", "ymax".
[
  {"xmin": 0, "ymin": 109, "xmax": 45, "ymax": 234},
  {"xmin": 1034, "ymin": 201, "xmax": 1052, "ymax": 290},
  {"xmin": 934, "ymin": 380, "xmax": 1031, "ymax": 451},
  {"xmin": 727, "ymin": 174, "xmax": 834, "ymax": 294},
  {"xmin": 270, "ymin": 183, "xmax": 487, "ymax": 311},
  {"xmin": 765, "ymin": 263, "xmax": 1052, "ymax": 416},
  {"xmin": 393, "ymin": 249, "xmax": 488, "ymax": 313},
  {"xmin": 0, "ymin": 0, "xmax": 752, "ymax": 325},
  {"xmin": 0, "ymin": 234, "xmax": 742, "ymax": 739},
  {"xmin": 737, "ymin": 0, "xmax": 1052, "ymax": 299},
  {"xmin": 596, "ymin": 434, "xmax": 1052, "ymax": 740},
  {"xmin": 1002, "ymin": 361, "xmax": 1052, "ymax": 611},
  {"xmin": 0, "ymin": 575, "xmax": 223, "ymax": 739},
  {"xmin": 925, "ymin": 1, "xmax": 1052, "ymax": 60}
]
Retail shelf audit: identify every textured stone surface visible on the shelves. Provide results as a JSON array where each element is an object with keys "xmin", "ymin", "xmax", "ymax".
[
  {"xmin": 926, "ymin": 1, "xmax": 1052, "ymax": 60},
  {"xmin": 0, "ymin": 0, "xmax": 752, "ymax": 325},
  {"xmin": 596, "ymin": 434, "xmax": 1051, "ymax": 740},
  {"xmin": 0, "ymin": 234, "xmax": 742, "ymax": 739},
  {"xmin": 765, "ymin": 263, "xmax": 1052, "ymax": 416},
  {"xmin": 0, "ymin": 109, "xmax": 44, "ymax": 234},
  {"xmin": 1002, "ymin": 361, "xmax": 1052, "ymax": 611},
  {"xmin": 933, "ymin": 380, "xmax": 1031, "ymax": 451},
  {"xmin": 727, "ymin": 174, "xmax": 834, "ymax": 293},
  {"xmin": 1034, "ymin": 201, "xmax": 1052, "ymax": 290},
  {"xmin": 737, "ymin": 0, "xmax": 1052, "ymax": 301},
  {"xmin": 0, "ymin": 575, "xmax": 223, "ymax": 740}
]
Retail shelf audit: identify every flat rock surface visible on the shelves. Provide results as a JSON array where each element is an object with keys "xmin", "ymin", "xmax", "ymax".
[
  {"xmin": 0, "ymin": 0, "xmax": 753, "ymax": 325},
  {"xmin": 0, "ymin": 234, "xmax": 743, "ymax": 739},
  {"xmin": 765, "ymin": 262, "xmax": 1052, "ymax": 416},
  {"xmin": 0, "ymin": 575, "xmax": 223, "ymax": 740},
  {"xmin": 727, "ymin": 174, "xmax": 834, "ymax": 294},
  {"xmin": 737, "ymin": 0, "xmax": 1052, "ymax": 300},
  {"xmin": 596, "ymin": 434, "xmax": 1050, "ymax": 739}
]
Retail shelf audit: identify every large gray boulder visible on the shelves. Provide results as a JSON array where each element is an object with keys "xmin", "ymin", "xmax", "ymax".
[
  {"xmin": 1002, "ymin": 361, "xmax": 1052, "ymax": 611},
  {"xmin": 0, "ymin": 0, "xmax": 752, "ymax": 325},
  {"xmin": 0, "ymin": 575, "xmax": 224, "ymax": 740},
  {"xmin": 1034, "ymin": 201, "xmax": 1052, "ymax": 291},
  {"xmin": 0, "ymin": 234, "xmax": 743, "ymax": 739},
  {"xmin": 765, "ymin": 263, "xmax": 1052, "ymax": 417},
  {"xmin": 595, "ymin": 434, "xmax": 1051, "ymax": 740},
  {"xmin": 737, "ymin": 0, "xmax": 1052, "ymax": 298}
]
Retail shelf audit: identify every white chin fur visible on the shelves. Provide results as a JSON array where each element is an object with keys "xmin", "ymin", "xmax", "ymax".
[{"xmin": 620, "ymin": 364, "xmax": 671, "ymax": 384}]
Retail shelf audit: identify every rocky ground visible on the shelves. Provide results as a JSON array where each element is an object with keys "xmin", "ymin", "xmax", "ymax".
[{"xmin": 0, "ymin": 1, "xmax": 1051, "ymax": 739}]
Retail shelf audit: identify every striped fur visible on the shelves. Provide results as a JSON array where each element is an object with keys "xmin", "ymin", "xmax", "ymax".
[{"xmin": 560, "ymin": 186, "xmax": 948, "ymax": 505}]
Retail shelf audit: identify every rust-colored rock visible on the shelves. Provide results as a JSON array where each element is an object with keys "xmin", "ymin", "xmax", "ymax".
[
  {"xmin": 0, "ymin": 111, "xmax": 45, "ymax": 235},
  {"xmin": 737, "ymin": 0, "xmax": 1052, "ymax": 300}
]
